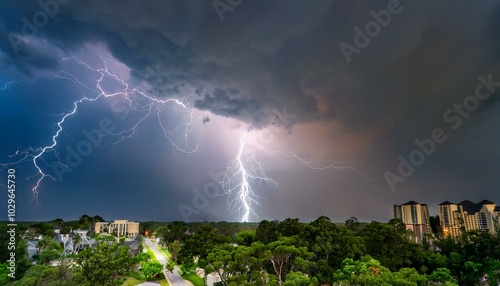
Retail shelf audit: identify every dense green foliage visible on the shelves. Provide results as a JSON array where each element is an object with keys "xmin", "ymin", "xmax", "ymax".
[
  {"xmin": 141, "ymin": 260, "xmax": 163, "ymax": 278},
  {"xmin": 5, "ymin": 235, "xmax": 139, "ymax": 285},
  {"xmin": 75, "ymin": 238, "xmax": 135, "ymax": 285},
  {"xmin": 2, "ymin": 215, "xmax": 500, "ymax": 285},
  {"xmin": 155, "ymin": 217, "xmax": 500, "ymax": 286}
]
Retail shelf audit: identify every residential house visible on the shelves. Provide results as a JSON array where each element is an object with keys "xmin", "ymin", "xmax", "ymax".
[
  {"xmin": 26, "ymin": 240, "xmax": 39, "ymax": 259},
  {"xmin": 124, "ymin": 235, "xmax": 142, "ymax": 256}
]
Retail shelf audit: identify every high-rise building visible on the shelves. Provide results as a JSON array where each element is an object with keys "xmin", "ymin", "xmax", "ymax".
[
  {"xmin": 438, "ymin": 201, "xmax": 463, "ymax": 238},
  {"xmin": 438, "ymin": 200, "xmax": 499, "ymax": 237},
  {"xmin": 394, "ymin": 201, "xmax": 430, "ymax": 243}
]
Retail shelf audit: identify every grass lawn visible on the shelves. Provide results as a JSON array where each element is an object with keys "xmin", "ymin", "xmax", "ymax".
[
  {"xmin": 159, "ymin": 279, "xmax": 170, "ymax": 286},
  {"xmin": 181, "ymin": 272, "xmax": 204, "ymax": 286},
  {"xmin": 121, "ymin": 269, "xmax": 147, "ymax": 286},
  {"xmin": 159, "ymin": 247, "xmax": 171, "ymax": 258},
  {"xmin": 145, "ymin": 247, "xmax": 155, "ymax": 259}
]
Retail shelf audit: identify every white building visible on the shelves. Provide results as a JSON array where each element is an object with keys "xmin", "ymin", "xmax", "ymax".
[
  {"xmin": 206, "ymin": 273, "xmax": 222, "ymax": 286},
  {"xmin": 94, "ymin": 220, "xmax": 140, "ymax": 237}
]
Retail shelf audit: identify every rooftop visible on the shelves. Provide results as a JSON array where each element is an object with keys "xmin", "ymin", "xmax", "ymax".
[
  {"xmin": 439, "ymin": 201, "xmax": 455, "ymax": 205},
  {"xmin": 402, "ymin": 200, "xmax": 420, "ymax": 205}
]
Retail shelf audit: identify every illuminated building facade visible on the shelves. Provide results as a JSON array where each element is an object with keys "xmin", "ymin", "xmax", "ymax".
[
  {"xmin": 394, "ymin": 201, "xmax": 431, "ymax": 243},
  {"xmin": 439, "ymin": 200, "xmax": 499, "ymax": 237},
  {"xmin": 94, "ymin": 220, "xmax": 140, "ymax": 237}
]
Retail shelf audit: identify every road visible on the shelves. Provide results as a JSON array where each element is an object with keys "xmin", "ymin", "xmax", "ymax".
[
  {"xmin": 164, "ymin": 269, "xmax": 187, "ymax": 286},
  {"xmin": 143, "ymin": 238, "xmax": 187, "ymax": 286},
  {"xmin": 143, "ymin": 238, "xmax": 167, "ymax": 266}
]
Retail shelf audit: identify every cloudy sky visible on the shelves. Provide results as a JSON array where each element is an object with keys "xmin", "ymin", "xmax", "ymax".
[{"xmin": 1, "ymin": 0, "xmax": 500, "ymax": 222}]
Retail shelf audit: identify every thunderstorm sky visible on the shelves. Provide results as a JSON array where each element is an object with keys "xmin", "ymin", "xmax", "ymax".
[{"xmin": 1, "ymin": 0, "xmax": 500, "ymax": 222}]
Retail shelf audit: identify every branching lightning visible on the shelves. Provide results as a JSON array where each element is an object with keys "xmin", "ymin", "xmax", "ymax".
[
  {"xmin": 0, "ymin": 54, "xmax": 200, "ymax": 202},
  {"xmin": 220, "ymin": 129, "xmax": 383, "ymax": 222},
  {"xmin": 222, "ymin": 134, "xmax": 278, "ymax": 222},
  {"xmin": 261, "ymin": 147, "xmax": 385, "ymax": 192},
  {"xmin": 1, "ymin": 54, "xmax": 382, "ymax": 223}
]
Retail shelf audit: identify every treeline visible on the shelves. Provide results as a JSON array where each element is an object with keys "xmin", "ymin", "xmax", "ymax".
[
  {"xmin": 141, "ymin": 220, "xmax": 259, "ymax": 237},
  {"xmin": 156, "ymin": 217, "xmax": 500, "ymax": 286},
  {"xmin": 2, "ymin": 215, "xmax": 500, "ymax": 285}
]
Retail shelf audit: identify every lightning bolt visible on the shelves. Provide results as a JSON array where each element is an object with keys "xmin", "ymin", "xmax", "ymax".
[
  {"xmin": 2, "ymin": 52, "xmax": 383, "ymax": 222},
  {"xmin": 261, "ymin": 148, "xmax": 385, "ymax": 192},
  {"xmin": 220, "ymin": 126, "xmax": 385, "ymax": 222},
  {"xmin": 222, "ymin": 134, "xmax": 278, "ymax": 222},
  {"xmin": 0, "ymin": 53, "xmax": 200, "ymax": 202}
]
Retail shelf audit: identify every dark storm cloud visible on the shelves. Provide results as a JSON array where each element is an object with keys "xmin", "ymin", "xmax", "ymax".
[
  {"xmin": 0, "ymin": 0, "xmax": 333, "ymax": 127},
  {"xmin": 0, "ymin": 29, "xmax": 61, "ymax": 75},
  {"xmin": 2, "ymin": 0, "xmax": 499, "ymax": 131},
  {"xmin": 2, "ymin": 0, "xmax": 500, "ymax": 221},
  {"xmin": 194, "ymin": 87, "xmax": 263, "ymax": 124}
]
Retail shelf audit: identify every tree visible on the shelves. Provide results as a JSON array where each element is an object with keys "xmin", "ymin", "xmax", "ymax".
[
  {"xmin": 0, "ymin": 225, "xmax": 30, "ymax": 280},
  {"xmin": 392, "ymin": 267, "xmax": 427, "ymax": 286},
  {"xmin": 277, "ymin": 218, "xmax": 303, "ymax": 237},
  {"xmin": 359, "ymin": 220, "xmax": 420, "ymax": 270},
  {"xmin": 300, "ymin": 215, "xmax": 364, "ymax": 284},
  {"xmin": 485, "ymin": 259, "xmax": 500, "ymax": 285},
  {"xmin": 201, "ymin": 243, "xmax": 261, "ymax": 286},
  {"xmin": 75, "ymin": 238, "xmax": 134, "ymax": 285},
  {"xmin": 166, "ymin": 260, "xmax": 176, "ymax": 273},
  {"xmin": 255, "ymin": 220, "xmax": 280, "ymax": 244},
  {"xmin": 463, "ymin": 261, "xmax": 482, "ymax": 285},
  {"xmin": 37, "ymin": 237, "xmax": 55, "ymax": 252},
  {"xmin": 168, "ymin": 239, "xmax": 181, "ymax": 263},
  {"xmin": 78, "ymin": 214, "xmax": 92, "ymax": 230},
  {"xmin": 134, "ymin": 252, "xmax": 152, "ymax": 264},
  {"xmin": 264, "ymin": 236, "xmax": 314, "ymax": 286},
  {"xmin": 28, "ymin": 222, "xmax": 54, "ymax": 238},
  {"xmin": 0, "ymin": 262, "xmax": 11, "ymax": 285},
  {"xmin": 12, "ymin": 263, "xmax": 82, "ymax": 286},
  {"xmin": 428, "ymin": 268, "xmax": 456, "ymax": 284},
  {"xmin": 427, "ymin": 252, "xmax": 448, "ymax": 271},
  {"xmin": 345, "ymin": 216, "xmax": 362, "ymax": 233},
  {"xmin": 429, "ymin": 215, "xmax": 440, "ymax": 235},
  {"xmin": 3, "ymin": 231, "xmax": 31, "ymax": 279},
  {"xmin": 283, "ymin": 271, "xmax": 318, "ymax": 286},
  {"xmin": 235, "ymin": 230, "xmax": 255, "ymax": 246},
  {"xmin": 141, "ymin": 260, "xmax": 163, "ymax": 279},
  {"xmin": 160, "ymin": 221, "xmax": 188, "ymax": 245},
  {"xmin": 38, "ymin": 248, "xmax": 63, "ymax": 265},
  {"xmin": 248, "ymin": 241, "xmax": 269, "ymax": 280},
  {"xmin": 333, "ymin": 256, "xmax": 384, "ymax": 285},
  {"xmin": 53, "ymin": 218, "xmax": 64, "ymax": 228},
  {"xmin": 178, "ymin": 224, "xmax": 229, "ymax": 264},
  {"xmin": 93, "ymin": 215, "xmax": 105, "ymax": 223},
  {"xmin": 434, "ymin": 230, "xmax": 500, "ymax": 284},
  {"xmin": 202, "ymin": 245, "xmax": 236, "ymax": 286}
]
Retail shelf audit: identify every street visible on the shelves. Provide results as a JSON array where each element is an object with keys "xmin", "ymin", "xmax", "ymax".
[{"xmin": 143, "ymin": 238, "xmax": 187, "ymax": 286}]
